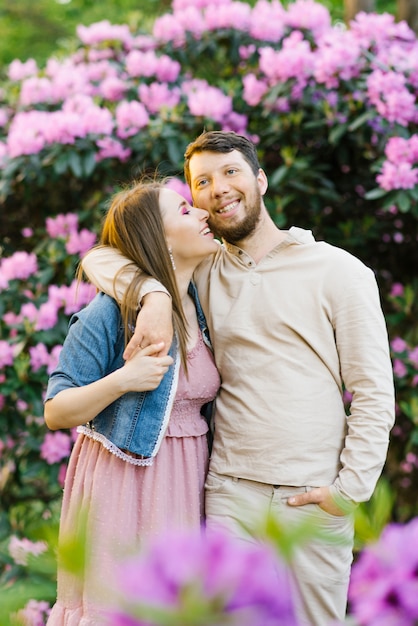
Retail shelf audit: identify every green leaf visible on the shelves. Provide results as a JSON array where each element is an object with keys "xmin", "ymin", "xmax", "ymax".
[
  {"xmin": 68, "ymin": 151, "xmax": 83, "ymax": 178},
  {"xmin": 82, "ymin": 151, "xmax": 97, "ymax": 177},
  {"xmin": 52, "ymin": 153, "xmax": 70, "ymax": 175},
  {"xmin": 396, "ymin": 191, "xmax": 412, "ymax": 213},
  {"xmin": 354, "ymin": 479, "xmax": 394, "ymax": 551},
  {"xmin": 328, "ymin": 123, "xmax": 349, "ymax": 145},
  {"xmin": 348, "ymin": 110, "xmax": 375, "ymax": 132},
  {"xmin": 270, "ymin": 165, "xmax": 289, "ymax": 187},
  {"xmin": 364, "ymin": 187, "xmax": 388, "ymax": 200}
]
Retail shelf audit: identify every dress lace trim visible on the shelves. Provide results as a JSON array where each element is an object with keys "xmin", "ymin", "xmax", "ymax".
[{"xmin": 77, "ymin": 426, "xmax": 154, "ymax": 466}]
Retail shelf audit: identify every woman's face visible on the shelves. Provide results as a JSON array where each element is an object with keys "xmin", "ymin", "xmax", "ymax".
[{"xmin": 160, "ymin": 188, "xmax": 218, "ymax": 270}]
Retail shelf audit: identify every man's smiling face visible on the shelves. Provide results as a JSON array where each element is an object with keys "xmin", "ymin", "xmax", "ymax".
[{"xmin": 188, "ymin": 149, "xmax": 268, "ymax": 244}]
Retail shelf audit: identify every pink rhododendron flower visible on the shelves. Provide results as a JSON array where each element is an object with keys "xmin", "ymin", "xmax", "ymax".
[
  {"xmin": 249, "ymin": 0, "xmax": 286, "ymax": 42},
  {"xmin": 367, "ymin": 70, "xmax": 416, "ymax": 126},
  {"xmin": 8, "ymin": 58, "xmax": 38, "ymax": 81},
  {"xmin": 173, "ymin": 0, "xmax": 230, "ymax": 8},
  {"xmin": 40, "ymin": 431, "xmax": 72, "ymax": 464},
  {"xmin": 390, "ymin": 282, "xmax": 404, "ymax": 297},
  {"xmin": 115, "ymin": 101, "xmax": 149, "ymax": 138},
  {"xmin": 130, "ymin": 34, "xmax": 155, "ymax": 51},
  {"xmin": 187, "ymin": 84, "xmax": 232, "ymax": 122},
  {"xmin": 3, "ymin": 311, "xmax": 21, "ymax": 326},
  {"xmin": 204, "ymin": 2, "xmax": 251, "ymax": 32},
  {"xmin": 350, "ymin": 11, "xmax": 415, "ymax": 50},
  {"xmin": 47, "ymin": 345, "xmax": 63, "ymax": 375},
  {"xmin": 242, "ymin": 74, "xmax": 268, "ymax": 107},
  {"xmin": 9, "ymin": 536, "xmax": 47, "ymax": 566},
  {"xmin": 7, "ymin": 111, "xmax": 48, "ymax": 156},
  {"xmin": 19, "ymin": 76, "xmax": 55, "ymax": 107},
  {"xmin": 59, "ymin": 280, "xmax": 96, "ymax": 314},
  {"xmin": 35, "ymin": 301, "xmax": 60, "ymax": 332},
  {"xmin": 0, "ymin": 252, "xmax": 38, "ymax": 281},
  {"xmin": 29, "ymin": 343, "xmax": 51, "ymax": 372},
  {"xmin": 125, "ymin": 50, "xmax": 180, "ymax": 82},
  {"xmin": 393, "ymin": 358, "xmax": 408, "ymax": 378},
  {"xmin": 153, "ymin": 14, "xmax": 187, "ymax": 46},
  {"xmin": 46, "ymin": 213, "xmax": 79, "ymax": 238},
  {"xmin": 285, "ymin": 0, "xmax": 331, "ymax": 39},
  {"xmin": 0, "ymin": 341, "xmax": 14, "ymax": 368},
  {"xmin": 259, "ymin": 32, "xmax": 314, "ymax": 85},
  {"xmin": 82, "ymin": 59, "xmax": 117, "ymax": 84},
  {"xmin": 0, "ymin": 108, "xmax": 9, "ymax": 127},
  {"xmin": 384, "ymin": 136, "xmax": 416, "ymax": 164},
  {"xmin": 313, "ymin": 30, "xmax": 363, "ymax": 88},
  {"xmin": 408, "ymin": 346, "xmax": 418, "ymax": 367},
  {"xmin": 15, "ymin": 599, "xmax": 50, "ymax": 626},
  {"xmin": 20, "ymin": 302, "xmax": 38, "ymax": 324},
  {"xmin": 221, "ymin": 111, "xmax": 248, "ymax": 134},
  {"xmin": 391, "ymin": 337, "xmax": 408, "ymax": 353},
  {"xmin": 165, "ymin": 178, "xmax": 192, "ymax": 204},
  {"xmin": 65, "ymin": 228, "xmax": 97, "ymax": 256},
  {"xmin": 95, "ymin": 138, "xmax": 132, "ymax": 162},
  {"xmin": 175, "ymin": 6, "xmax": 208, "ymax": 37},
  {"xmin": 7, "ymin": 102, "xmax": 113, "ymax": 157},
  {"xmin": 16, "ymin": 399, "xmax": 28, "ymax": 412},
  {"xmin": 376, "ymin": 161, "xmax": 418, "ymax": 191},
  {"xmin": 0, "ymin": 270, "xmax": 9, "ymax": 291},
  {"xmin": 154, "ymin": 55, "xmax": 181, "ymax": 83},
  {"xmin": 99, "ymin": 76, "xmax": 128, "ymax": 101},
  {"xmin": 138, "ymin": 82, "xmax": 181, "ymax": 114},
  {"xmin": 76, "ymin": 20, "xmax": 132, "ymax": 47}
]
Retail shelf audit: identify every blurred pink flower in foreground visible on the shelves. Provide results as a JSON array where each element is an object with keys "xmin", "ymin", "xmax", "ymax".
[{"xmin": 108, "ymin": 527, "xmax": 299, "ymax": 626}]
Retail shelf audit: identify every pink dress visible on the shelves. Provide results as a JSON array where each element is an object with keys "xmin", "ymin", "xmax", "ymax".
[{"xmin": 47, "ymin": 330, "xmax": 220, "ymax": 626}]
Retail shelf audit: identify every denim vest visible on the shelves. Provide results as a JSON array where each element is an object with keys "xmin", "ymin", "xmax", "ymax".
[{"xmin": 45, "ymin": 283, "xmax": 212, "ymax": 466}]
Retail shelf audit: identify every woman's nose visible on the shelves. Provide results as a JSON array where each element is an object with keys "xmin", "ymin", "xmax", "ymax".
[{"xmin": 193, "ymin": 207, "xmax": 209, "ymax": 220}]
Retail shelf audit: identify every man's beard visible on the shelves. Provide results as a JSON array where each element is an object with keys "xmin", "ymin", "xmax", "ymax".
[{"xmin": 209, "ymin": 187, "xmax": 263, "ymax": 244}]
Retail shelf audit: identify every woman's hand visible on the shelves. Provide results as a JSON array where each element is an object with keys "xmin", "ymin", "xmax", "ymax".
[
  {"xmin": 123, "ymin": 292, "xmax": 173, "ymax": 360},
  {"xmin": 120, "ymin": 343, "xmax": 174, "ymax": 392},
  {"xmin": 44, "ymin": 342, "xmax": 173, "ymax": 431}
]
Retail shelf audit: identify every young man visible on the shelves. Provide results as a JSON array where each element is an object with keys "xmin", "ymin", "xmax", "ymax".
[{"xmin": 82, "ymin": 131, "xmax": 395, "ymax": 626}]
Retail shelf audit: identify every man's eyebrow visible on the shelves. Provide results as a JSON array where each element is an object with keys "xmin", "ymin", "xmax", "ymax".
[{"xmin": 194, "ymin": 162, "xmax": 242, "ymax": 178}]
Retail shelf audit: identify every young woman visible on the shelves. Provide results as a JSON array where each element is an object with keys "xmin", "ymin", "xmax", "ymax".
[{"xmin": 44, "ymin": 180, "xmax": 220, "ymax": 625}]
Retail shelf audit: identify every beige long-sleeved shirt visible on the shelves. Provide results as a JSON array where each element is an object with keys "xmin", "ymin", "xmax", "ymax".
[{"xmin": 82, "ymin": 227, "xmax": 395, "ymax": 505}]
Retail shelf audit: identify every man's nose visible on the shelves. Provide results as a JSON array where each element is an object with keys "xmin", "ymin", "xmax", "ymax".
[{"xmin": 211, "ymin": 176, "xmax": 229, "ymax": 196}]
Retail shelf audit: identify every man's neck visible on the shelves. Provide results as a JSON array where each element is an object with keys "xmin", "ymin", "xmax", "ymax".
[{"xmin": 230, "ymin": 212, "xmax": 287, "ymax": 265}]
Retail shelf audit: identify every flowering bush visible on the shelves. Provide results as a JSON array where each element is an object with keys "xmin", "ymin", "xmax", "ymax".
[{"xmin": 0, "ymin": 0, "xmax": 418, "ymax": 620}]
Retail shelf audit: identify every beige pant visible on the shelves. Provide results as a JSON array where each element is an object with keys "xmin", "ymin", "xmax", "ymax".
[{"xmin": 205, "ymin": 471, "xmax": 354, "ymax": 626}]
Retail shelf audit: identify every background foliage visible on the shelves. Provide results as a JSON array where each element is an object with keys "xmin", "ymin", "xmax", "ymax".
[
  {"xmin": 0, "ymin": 0, "xmax": 417, "ymax": 622},
  {"xmin": 0, "ymin": 0, "xmax": 398, "ymax": 68}
]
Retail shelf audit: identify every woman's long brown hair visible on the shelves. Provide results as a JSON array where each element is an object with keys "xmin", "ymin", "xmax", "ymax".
[{"xmin": 81, "ymin": 180, "xmax": 189, "ymax": 371}]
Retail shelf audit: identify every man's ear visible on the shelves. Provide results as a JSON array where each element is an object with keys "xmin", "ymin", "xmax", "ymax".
[{"xmin": 257, "ymin": 168, "xmax": 268, "ymax": 195}]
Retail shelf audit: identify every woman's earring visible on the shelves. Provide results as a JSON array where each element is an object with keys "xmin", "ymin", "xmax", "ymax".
[{"xmin": 169, "ymin": 247, "xmax": 176, "ymax": 271}]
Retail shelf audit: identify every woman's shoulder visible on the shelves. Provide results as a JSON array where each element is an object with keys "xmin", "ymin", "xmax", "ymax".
[{"xmin": 70, "ymin": 292, "xmax": 121, "ymax": 327}]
